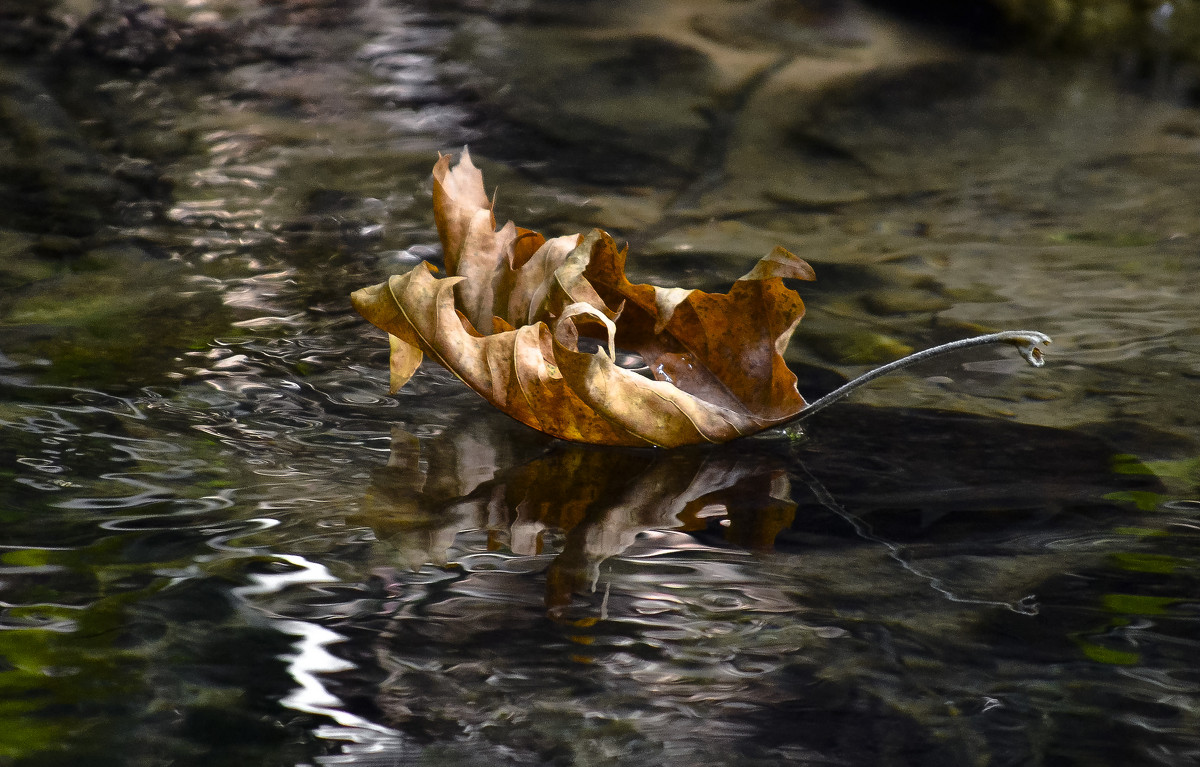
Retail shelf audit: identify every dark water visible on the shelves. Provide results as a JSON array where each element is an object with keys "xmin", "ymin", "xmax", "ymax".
[{"xmin": 2, "ymin": 1, "xmax": 1199, "ymax": 765}]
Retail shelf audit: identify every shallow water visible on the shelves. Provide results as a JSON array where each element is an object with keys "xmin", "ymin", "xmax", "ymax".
[{"xmin": 2, "ymin": 1, "xmax": 1199, "ymax": 765}]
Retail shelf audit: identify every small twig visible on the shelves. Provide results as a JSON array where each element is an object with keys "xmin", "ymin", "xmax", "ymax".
[{"xmin": 781, "ymin": 330, "xmax": 1052, "ymax": 427}]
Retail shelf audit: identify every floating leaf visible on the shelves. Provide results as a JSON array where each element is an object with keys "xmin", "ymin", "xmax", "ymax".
[
  {"xmin": 352, "ymin": 150, "xmax": 1052, "ymax": 446},
  {"xmin": 352, "ymin": 150, "xmax": 816, "ymax": 447}
]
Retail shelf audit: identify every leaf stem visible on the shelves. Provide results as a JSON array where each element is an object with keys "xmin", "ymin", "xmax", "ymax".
[{"xmin": 782, "ymin": 330, "xmax": 1052, "ymax": 426}]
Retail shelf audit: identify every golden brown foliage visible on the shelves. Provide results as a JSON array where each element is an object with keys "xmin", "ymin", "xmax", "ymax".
[{"xmin": 352, "ymin": 150, "xmax": 816, "ymax": 447}]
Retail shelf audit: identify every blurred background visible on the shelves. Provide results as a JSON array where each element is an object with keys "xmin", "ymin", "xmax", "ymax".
[{"xmin": 2, "ymin": 1, "xmax": 1199, "ymax": 765}]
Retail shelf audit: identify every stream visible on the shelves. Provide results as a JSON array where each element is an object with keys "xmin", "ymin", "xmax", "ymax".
[{"xmin": 2, "ymin": 1, "xmax": 1198, "ymax": 765}]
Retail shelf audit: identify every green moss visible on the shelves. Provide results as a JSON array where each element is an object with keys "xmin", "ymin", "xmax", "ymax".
[
  {"xmin": 1103, "ymin": 592, "xmax": 1179, "ymax": 615},
  {"xmin": 1076, "ymin": 640, "xmax": 1140, "ymax": 665},
  {"xmin": 0, "ymin": 255, "xmax": 233, "ymax": 389},
  {"xmin": 1113, "ymin": 526, "xmax": 1169, "ymax": 537},
  {"xmin": 0, "ymin": 548, "xmax": 54, "ymax": 567},
  {"xmin": 1112, "ymin": 551, "xmax": 1183, "ymax": 573},
  {"xmin": 1103, "ymin": 490, "xmax": 1165, "ymax": 511},
  {"xmin": 1112, "ymin": 454, "xmax": 1200, "ymax": 495}
]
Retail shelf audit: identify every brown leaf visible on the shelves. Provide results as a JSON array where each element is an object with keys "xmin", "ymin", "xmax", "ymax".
[
  {"xmin": 351, "ymin": 151, "xmax": 817, "ymax": 447},
  {"xmin": 739, "ymin": 245, "xmax": 817, "ymax": 282}
]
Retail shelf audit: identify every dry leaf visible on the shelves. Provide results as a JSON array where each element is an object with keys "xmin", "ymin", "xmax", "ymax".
[{"xmin": 352, "ymin": 149, "xmax": 816, "ymax": 447}]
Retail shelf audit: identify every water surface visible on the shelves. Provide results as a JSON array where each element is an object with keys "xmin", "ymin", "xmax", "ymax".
[{"xmin": 2, "ymin": 1, "xmax": 1198, "ymax": 765}]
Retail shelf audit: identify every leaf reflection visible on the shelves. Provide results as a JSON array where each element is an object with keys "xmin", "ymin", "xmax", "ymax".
[{"xmin": 349, "ymin": 424, "xmax": 795, "ymax": 612}]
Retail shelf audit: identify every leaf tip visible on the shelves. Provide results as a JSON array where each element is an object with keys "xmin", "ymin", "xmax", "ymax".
[
  {"xmin": 740, "ymin": 246, "xmax": 817, "ymax": 283},
  {"xmin": 1012, "ymin": 332, "xmax": 1052, "ymax": 368}
]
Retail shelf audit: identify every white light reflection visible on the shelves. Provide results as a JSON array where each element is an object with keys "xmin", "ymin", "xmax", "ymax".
[
  {"xmin": 231, "ymin": 554, "xmax": 405, "ymax": 760},
  {"xmin": 233, "ymin": 553, "xmax": 338, "ymax": 597},
  {"xmin": 275, "ymin": 620, "xmax": 390, "ymax": 733},
  {"xmin": 275, "ymin": 623, "xmax": 416, "ymax": 763}
]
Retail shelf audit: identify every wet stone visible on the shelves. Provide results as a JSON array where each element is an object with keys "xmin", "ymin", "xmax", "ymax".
[
  {"xmin": 689, "ymin": 0, "xmax": 870, "ymax": 53},
  {"xmin": 643, "ymin": 220, "xmax": 815, "ymax": 260},
  {"xmin": 455, "ymin": 25, "xmax": 719, "ymax": 179},
  {"xmin": 803, "ymin": 329, "xmax": 914, "ymax": 365},
  {"xmin": 862, "ymin": 288, "xmax": 953, "ymax": 316}
]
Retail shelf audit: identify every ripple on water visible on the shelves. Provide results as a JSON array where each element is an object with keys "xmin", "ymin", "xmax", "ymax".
[{"xmin": 6, "ymin": 19, "xmax": 1200, "ymax": 758}]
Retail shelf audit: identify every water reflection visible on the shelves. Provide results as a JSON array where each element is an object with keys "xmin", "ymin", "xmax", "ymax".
[
  {"xmin": 322, "ymin": 406, "xmax": 1194, "ymax": 766},
  {"xmin": 349, "ymin": 402, "xmax": 1175, "ymax": 621},
  {"xmin": 352, "ymin": 426, "xmax": 796, "ymax": 613},
  {"xmin": 2, "ymin": 368, "xmax": 1195, "ymax": 767}
]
